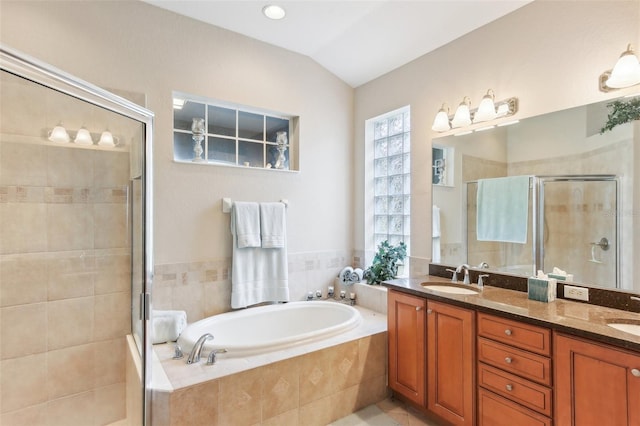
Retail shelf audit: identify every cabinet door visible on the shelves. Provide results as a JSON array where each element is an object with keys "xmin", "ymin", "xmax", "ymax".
[
  {"xmin": 388, "ymin": 290, "xmax": 426, "ymax": 406},
  {"xmin": 555, "ymin": 333, "xmax": 640, "ymax": 426},
  {"xmin": 427, "ymin": 300, "xmax": 475, "ymax": 426}
]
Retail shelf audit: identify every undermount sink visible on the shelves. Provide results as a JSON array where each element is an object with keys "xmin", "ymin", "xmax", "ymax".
[
  {"xmin": 607, "ymin": 320, "xmax": 640, "ymax": 337},
  {"xmin": 421, "ymin": 283, "xmax": 480, "ymax": 295}
]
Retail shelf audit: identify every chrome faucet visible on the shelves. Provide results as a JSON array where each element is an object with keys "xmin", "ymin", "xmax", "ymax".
[
  {"xmin": 455, "ymin": 264, "xmax": 471, "ymax": 284},
  {"xmin": 206, "ymin": 348, "xmax": 228, "ymax": 365},
  {"xmin": 187, "ymin": 333, "xmax": 213, "ymax": 364}
]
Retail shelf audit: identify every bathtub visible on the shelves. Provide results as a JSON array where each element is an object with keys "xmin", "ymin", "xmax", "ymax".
[{"xmin": 176, "ymin": 301, "xmax": 362, "ymax": 357}]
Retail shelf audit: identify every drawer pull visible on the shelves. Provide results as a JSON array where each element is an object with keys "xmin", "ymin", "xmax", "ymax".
[
  {"xmin": 505, "ymin": 384, "xmax": 513, "ymax": 391},
  {"xmin": 427, "ymin": 308, "xmax": 433, "ymax": 314},
  {"xmin": 504, "ymin": 329, "xmax": 512, "ymax": 336},
  {"xmin": 416, "ymin": 306, "xmax": 422, "ymax": 311},
  {"xmin": 505, "ymin": 357, "xmax": 513, "ymax": 364},
  {"xmin": 632, "ymin": 369, "xmax": 640, "ymax": 377}
]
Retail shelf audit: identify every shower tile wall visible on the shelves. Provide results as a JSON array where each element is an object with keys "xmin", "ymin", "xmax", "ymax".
[{"xmin": 0, "ymin": 140, "xmax": 131, "ymax": 425}]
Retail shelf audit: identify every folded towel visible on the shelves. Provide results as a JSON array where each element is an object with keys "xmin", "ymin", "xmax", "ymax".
[
  {"xmin": 151, "ymin": 310, "xmax": 187, "ymax": 344},
  {"xmin": 353, "ymin": 268, "xmax": 364, "ymax": 282},
  {"xmin": 232, "ymin": 202, "xmax": 261, "ymax": 248},
  {"xmin": 339, "ymin": 266, "xmax": 354, "ymax": 283},
  {"xmin": 477, "ymin": 176, "xmax": 530, "ymax": 244},
  {"xmin": 260, "ymin": 202, "xmax": 286, "ymax": 248}
]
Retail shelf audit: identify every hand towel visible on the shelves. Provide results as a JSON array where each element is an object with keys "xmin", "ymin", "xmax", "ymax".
[
  {"xmin": 477, "ymin": 176, "xmax": 530, "ymax": 244},
  {"xmin": 232, "ymin": 202, "xmax": 261, "ymax": 248},
  {"xmin": 432, "ymin": 205, "xmax": 441, "ymax": 263},
  {"xmin": 151, "ymin": 310, "xmax": 187, "ymax": 344},
  {"xmin": 339, "ymin": 266, "xmax": 354, "ymax": 283},
  {"xmin": 260, "ymin": 202, "xmax": 286, "ymax": 248}
]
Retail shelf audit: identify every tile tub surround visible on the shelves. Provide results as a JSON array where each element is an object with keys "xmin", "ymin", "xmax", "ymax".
[
  {"xmin": 384, "ymin": 276, "xmax": 640, "ymax": 353},
  {"xmin": 150, "ymin": 305, "xmax": 388, "ymax": 426}
]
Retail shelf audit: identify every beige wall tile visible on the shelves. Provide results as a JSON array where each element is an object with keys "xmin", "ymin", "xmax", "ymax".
[
  {"xmin": 298, "ymin": 392, "xmax": 334, "ymax": 426},
  {"xmin": 47, "ymin": 297, "xmax": 94, "ymax": 350},
  {"xmin": 94, "ymin": 382, "xmax": 126, "ymax": 426},
  {"xmin": 47, "ymin": 204, "xmax": 94, "ymax": 251},
  {"xmin": 170, "ymin": 380, "xmax": 219, "ymax": 426},
  {"xmin": 0, "ymin": 403, "xmax": 48, "ymax": 426},
  {"xmin": 94, "ymin": 203, "xmax": 128, "ymax": 249},
  {"xmin": 94, "ymin": 338, "xmax": 125, "ymax": 387},
  {"xmin": 94, "ymin": 292, "xmax": 130, "ymax": 341},
  {"xmin": 46, "ymin": 146, "xmax": 94, "ymax": 188},
  {"xmin": 151, "ymin": 390, "xmax": 170, "ymax": 426},
  {"xmin": 171, "ymin": 281, "xmax": 204, "ymax": 323},
  {"xmin": 357, "ymin": 333, "xmax": 387, "ymax": 383},
  {"xmin": 1, "ymin": 303, "xmax": 47, "ymax": 359},
  {"xmin": 0, "ymin": 257, "xmax": 48, "ymax": 307},
  {"xmin": 261, "ymin": 408, "xmax": 299, "ymax": 426},
  {"xmin": 0, "ymin": 203, "xmax": 47, "ymax": 254},
  {"xmin": 94, "ymin": 253, "xmax": 130, "ymax": 295},
  {"xmin": 0, "ymin": 141, "xmax": 47, "ymax": 186},
  {"xmin": 219, "ymin": 368, "xmax": 263, "ymax": 425},
  {"xmin": 47, "ymin": 255, "xmax": 95, "ymax": 301},
  {"xmin": 47, "ymin": 344, "xmax": 95, "ymax": 400},
  {"xmin": 261, "ymin": 357, "xmax": 300, "ymax": 421},
  {"xmin": 93, "ymin": 151, "xmax": 130, "ymax": 187},
  {"xmin": 46, "ymin": 391, "xmax": 95, "ymax": 426},
  {"xmin": 1, "ymin": 353, "xmax": 48, "ymax": 413}
]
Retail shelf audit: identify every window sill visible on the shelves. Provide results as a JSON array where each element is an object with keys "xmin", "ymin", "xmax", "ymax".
[{"xmin": 172, "ymin": 159, "xmax": 299, "ymax": 173}]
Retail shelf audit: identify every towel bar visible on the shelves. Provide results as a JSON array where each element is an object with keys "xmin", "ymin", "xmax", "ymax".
[{"xmin": 222, "ymin": 197, "xmax": 289, "ymax": 213}]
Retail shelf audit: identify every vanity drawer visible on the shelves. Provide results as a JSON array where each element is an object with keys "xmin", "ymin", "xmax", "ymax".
[
  {"xmin": 477, "ymin": 312, "xmax": 551, "ymax": 356},
  {"xmin": 478, "ymin": 362, "xmax": 552, "ymax": 417},
  {"xmin": 478, "ymin": 388, "xmax": 552, "ymax": 426},
  {"xmin": 478, "ymin": 337, "xmax": 552, "ymax": 386}
]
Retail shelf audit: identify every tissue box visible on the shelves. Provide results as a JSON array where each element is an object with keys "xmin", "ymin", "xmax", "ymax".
[
  {"xmin": 527, "ymin": 277, "xmax": 557, "ymax": 302},
  {"xmin": 548, "ymin": 273, "xmax": 574, "ymax": 282}
]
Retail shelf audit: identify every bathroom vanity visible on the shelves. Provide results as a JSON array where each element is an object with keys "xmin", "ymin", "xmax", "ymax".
[{"xmin": 385, "ymin": 275, "xmax": 640, "ymax": 426}]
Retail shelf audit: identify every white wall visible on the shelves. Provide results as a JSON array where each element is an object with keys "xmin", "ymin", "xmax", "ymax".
[
  {"xmin": 354, "ymin": 1, "xmax": 640, "ymax": 271},
  {"xmin": 0, "ymin": 0, "xmax": 355, "ymax": 266}
]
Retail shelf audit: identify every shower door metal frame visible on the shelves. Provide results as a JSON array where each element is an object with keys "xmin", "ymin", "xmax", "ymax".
[
  {"xmin": 0, "ymin": 45, "xmax": 155, "ymax": 425},
  {"xmin": 535, "ymin": 174, "xmax": 619, "ymax": 288}
]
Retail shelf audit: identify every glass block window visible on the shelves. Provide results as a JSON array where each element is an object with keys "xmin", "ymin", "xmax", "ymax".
[
  {"xmin": 172, "ymin": 92, "xmax": 298, "ymax": 170},
  {"xmin": 372, "ymin": 108, "xmax": 410, "ymax": 249}
]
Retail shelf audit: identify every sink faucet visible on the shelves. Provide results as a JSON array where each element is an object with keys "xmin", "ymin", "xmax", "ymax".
[
  {"xmin": 187, "ymin": 333, "xmax": 213, "ymax": 364},
  {"xmin": 455, "ymin": 264, "xmax": 471, "ymax": 284}
]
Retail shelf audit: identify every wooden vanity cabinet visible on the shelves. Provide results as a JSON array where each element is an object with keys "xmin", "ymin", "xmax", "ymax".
[
  {"xmin": 477, "ymin": 313, "xmax": 553, "ymax": 426},
  {"xmin": 555, "ymin": 333, "xmax": 640, "ymax": 426},
  {"xmin": 388, "ymin": 289, "xmax": 426, "ymax": 406},
  {"xmin": 427, "ymin": 300, "xmax": 475, "ymax": 426}
]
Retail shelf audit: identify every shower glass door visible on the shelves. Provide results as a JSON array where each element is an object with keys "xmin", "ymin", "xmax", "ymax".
[
  {"xmin": 0, "ymin": 47, "xmax": 153, "ymax": 426},
  {"xmin": 539, "ymin": 177, "xmax": 618, "ymax": 287}
]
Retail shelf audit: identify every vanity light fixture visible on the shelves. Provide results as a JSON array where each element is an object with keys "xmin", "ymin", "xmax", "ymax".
[
  {"xmin": 263, "ymin": 4, "xmax": 286, "ymax": 20},
  {"xmin": 473, "ymin": 89, "xmax": 497, "ymax": 123},
  {"xmin": 431, "ymin": 104, "xmax": 451, "ymax": 132},
  {"xmin": 433, "ymin": 91, "xmax": 519, "ymax": 133},
  {"xmin": 451, "ymin": 96, "xmax": 472, "ymax": 128},
  {"xmin": 600, "ymin": 44, "xmax": 640, "ymax": 92},
  {"xmin": 74, "ymin": 127, "xmax": 93, "ymax": 145}
]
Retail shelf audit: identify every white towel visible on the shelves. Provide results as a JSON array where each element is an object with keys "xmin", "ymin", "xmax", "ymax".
[
  {"xmin": 232, "ymin": 202, "xmax": 261, "ymax": 248},
  {"xmin": 432, "ymin": 205, "xmax": 441, "ymax": 263},
  {"xmin": 151, "ymin": 310, "xmax": 187, "ymax": 344},
  {"xmin": 231, "ymin": 205, "xmax": 289, "ymax": 308},
  {"xmin": 260, "ymin": 202, "xmax": 286, "ymax": 248},
  {"xmin": 477, "ymin": 176, "xmax": 530, "ymax": 244}
]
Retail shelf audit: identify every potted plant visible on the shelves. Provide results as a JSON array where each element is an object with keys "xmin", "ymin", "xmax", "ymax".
[
  {"xmin": 600, "ymin": 97, "xmax": 640, "ymax": 134},
  {"xmin": 364, "ymin": 240, "xmax": 407, "ymax": 285}
]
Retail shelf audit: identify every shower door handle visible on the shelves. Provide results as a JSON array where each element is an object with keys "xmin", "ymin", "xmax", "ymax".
[{"xmin": 591, "ymin": 237, "xmax": 610, "ymax": 251}]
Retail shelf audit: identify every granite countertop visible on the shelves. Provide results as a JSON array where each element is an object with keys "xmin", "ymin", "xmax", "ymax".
[{"xmin": 384, "ymin": 276, "xmax": 640, "ymax": 352}]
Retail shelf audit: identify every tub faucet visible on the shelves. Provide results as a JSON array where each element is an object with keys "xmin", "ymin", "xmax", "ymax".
[
  {"xmin": 187, "ymin": 333, "xmax": 213, "ymax": 364},
  {"xmin": 206, "ymin": 348, "xmax": 228, "ymax": 365},
  {"xmin": 455, "ymin": 264, "xmax": 471, "ymax": 284}
]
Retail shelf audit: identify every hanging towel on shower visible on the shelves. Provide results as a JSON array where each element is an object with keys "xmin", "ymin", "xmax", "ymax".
[
  {"xmin": 232, "ymin": 202, "xmax": 261, "ymax": 248},
  {"xmin": 231, "ymin": 202, "xmax": 289, "ymax": 308},
  {"xmin": 260, "ymin": 202, "xmax": 286, "ymax": 248},
  {"xmin": 432, "ymin": 205, "xmax": 441, "ymax": 263},
  {"xmin": 477, "ymin": 176, "xmax": 530, "ymax": 244}
]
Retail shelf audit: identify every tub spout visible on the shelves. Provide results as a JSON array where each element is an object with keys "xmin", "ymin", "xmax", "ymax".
[{"xmin": 187, "ymin": 333, "xmax": 213, "ymax": 364}]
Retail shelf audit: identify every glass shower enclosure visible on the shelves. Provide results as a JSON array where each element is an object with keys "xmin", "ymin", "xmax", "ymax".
[
  {"xmin": 0, "ymin": 46, "xmax": 153, "ymax": 425},
  {"xmin": 466, "ymin": 175, "xmax": 618, "ymax": 287}
]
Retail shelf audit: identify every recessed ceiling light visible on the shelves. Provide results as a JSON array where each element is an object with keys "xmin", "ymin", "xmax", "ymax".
[{"xmin": 263, "ymin": 4, "xmax": 286, "ymax": 20}]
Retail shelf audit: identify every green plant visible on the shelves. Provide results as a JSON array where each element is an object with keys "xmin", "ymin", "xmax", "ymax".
[
  {"xmin": 600, "ymin": 97, "xmax": 640, "ymax": 134},
  {"xmin": 364, "ymin": 240, "xmax": 407, "ymax": 285}
]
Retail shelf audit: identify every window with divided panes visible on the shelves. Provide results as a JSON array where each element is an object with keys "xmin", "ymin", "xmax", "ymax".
[{"xmin": 373, "ymin": 109, "xmax": 410, "ymax": 249}]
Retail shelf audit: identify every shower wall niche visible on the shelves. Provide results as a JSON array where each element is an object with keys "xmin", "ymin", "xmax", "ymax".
[{"xmin": 0, "ymin": 48, "xmax": 153, "ymax": 426}]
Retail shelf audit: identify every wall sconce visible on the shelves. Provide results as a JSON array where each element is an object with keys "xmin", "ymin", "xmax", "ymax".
[
  {"xmin": 451, "ymin": 96, "xmax": 472, "ymax": 128},
  {"xmin": 432, "ymin": 90, "xmax": 518, "ymax": 133},
  {"xmin": 48, "ymin": 124, "xmax": 70, "ymax": 143},
  {"xmin": 431, "ymin": 104, "xmax": 451, "ymax": 132},
  {"xmin": 599, "ymin": 44, "xmax": 640, "ymax": 92},
  {"xmin": 74, "ymin": 127, "xmax": 94, "ymax": 145}
]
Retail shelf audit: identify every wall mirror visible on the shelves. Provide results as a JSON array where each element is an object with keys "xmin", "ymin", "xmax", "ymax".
[{"xmin": 431, "ymin": 95, "xmax": 639, "ymax": 293}]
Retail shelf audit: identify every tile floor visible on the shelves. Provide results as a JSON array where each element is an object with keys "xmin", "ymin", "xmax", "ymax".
[{"xmin": 330, "ymin": 397, "xmax": 443, "ymax": 426}]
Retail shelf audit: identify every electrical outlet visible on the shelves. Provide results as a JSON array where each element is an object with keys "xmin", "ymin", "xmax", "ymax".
[{"xmin": 564, "ymin": 285, "xmax": 589, "ymax": 301}]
